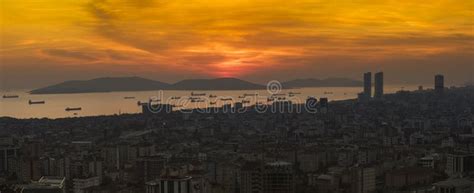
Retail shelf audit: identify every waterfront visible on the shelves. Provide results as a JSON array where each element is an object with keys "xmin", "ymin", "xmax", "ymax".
[{"xmin": 1, "ymin": 84, "xmax": 422, "ymax": 119}]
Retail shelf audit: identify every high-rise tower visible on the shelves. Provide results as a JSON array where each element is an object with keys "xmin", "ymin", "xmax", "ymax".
[
  {"xmin": 435, "ymin": 74, "xmax": 444, "ymax": 94},
  {"xmin": 363, "ymin": 72, "xmax": 372, "ymax": 98},
  {"xmin": 374, "ymin": 72, "xmax": 384, "ymax": 99}
]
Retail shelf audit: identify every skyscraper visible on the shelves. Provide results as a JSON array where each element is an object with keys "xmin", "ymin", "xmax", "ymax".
[
  {"xmin": 374, "ymin": 72, "xmax": 384, "ymax": 99},
  {"xmin": 363, "ymin": 72, "xmax": 372, "ymax": 98},
  {"xmin": 435, "ymin": 74, "xmax": 444, "ymax": 94}
]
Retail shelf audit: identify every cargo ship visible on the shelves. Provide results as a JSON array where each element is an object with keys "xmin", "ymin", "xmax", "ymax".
[
  {"xmin": 191, "ymin": 92, "xmax": 206, "ymax": 96},
  {"xmin": 28, "ymin": 100, "xmax": 45, "ymax": 105},
  {"xmin": 244, "ymin": 93, "xmax": 258, "ymax": 96},
  {"xmin": 191, "ymin": 99, "xmax": 205, "ymax": 103},
  {"xmin": 3, "ymin": 95, "xmax": 19, "ymax": 99},
  {"xmin": 65, "ymin": 107, "xmax": 82, "ymax": 111},
  {"xmin": 271, "ymin": 93, "xmax": 286, "ymax": 97},
  {"xmin": 288, "ymin": 92, "xmax": 301, "ymax": 95}
]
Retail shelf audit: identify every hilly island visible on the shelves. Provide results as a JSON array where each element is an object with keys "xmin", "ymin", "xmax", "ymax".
[{"xmin": 30, "ymin": 77, "xmax": 362, "ymax": 94}]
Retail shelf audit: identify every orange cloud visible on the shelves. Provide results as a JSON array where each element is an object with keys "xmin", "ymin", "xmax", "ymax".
[{"xmin": 1, "ymin": 0, "xmax": 473, "ymax": 88}]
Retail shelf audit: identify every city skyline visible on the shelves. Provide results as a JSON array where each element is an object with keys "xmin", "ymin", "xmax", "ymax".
[
  {"xmin": 1, "ymin": 0, "xmax": 473, "ymax": 89},
  {"xmin": 1, "ymin": 1, "xmax": 474, "ymax": 193}
]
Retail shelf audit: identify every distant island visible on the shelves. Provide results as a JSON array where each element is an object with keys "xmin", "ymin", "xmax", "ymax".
[
  {"xmin": 29, "ymin": 77, "xmax": 170, "ymax": 94},
  {"xmin": 171, "ymin": 78, "xmax": 265, "ymax": 90},
  {"xmin": 30, "ymin": 76, "xmax": 362, "ymax": 94}
]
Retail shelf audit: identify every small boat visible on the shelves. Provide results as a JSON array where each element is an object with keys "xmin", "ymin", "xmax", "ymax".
[
  {"xmin": 220, "ymin": 98, "xmax": 232, "ymax": 101},
  {"xmin": 191, "ymin": 99, "xmax": 205, "ymax": 103},
  {"xmin": 210, "ymin": 102, "xmax": 217, "ymax": 105},
  {"xmin": 244, "ymin": 93, "xmax": 258, "ymax": 96},
  {"xmin": 238, "ymin": 96, "xmax": 245, "ymax": 99},
  {"xmin": 28, "ymin": 100, "xmax": 45, "ymax": 105},
  {"xmin": 66, "ymin": 107, "xmax": 82, "ymax": 111},
  {"xmin": 124, "ymin": 96, "xmax": 135, "ymax": 99},
  {"xmin": 149, "ymin": 98, "xmax": 161, "ymax": 102},
  {"xmin": 277, "ymin": 97, "xmax": 286, "ymax": 100},
  {"xmin": 271, "ymin": 93, "xmax": 286, "ymax": 97},
  {"xmin": 289, "ymin": 94, "xmax": 295, "ymax": 97},
  {"xmin": 3, "ymin": 95, "xmax": 19, "ymax": 99},
  {"xmin": 171, "ymin": 96, "xmax": 181, "ymax": 100},
  {"xmin": 242, "ymin": 100, "xmax": 250, "ymax": 104},
  {"xmin": 191, "ymin": 92, "xmax": 206, "ymax": 96},
  {"xmin": 209, "ymin": 95, "xmax": 217, "ymax": 98},
  {"xmin": 324, "ymin": 91, "xmax": 333, "ymax": 94},
  {"xmin": 289, "ymin": 92, "xmax": 301, "ymax": 95},
  {"xmin": 267, "ymin": 98, "xmax": 275, "ymax": 102}
]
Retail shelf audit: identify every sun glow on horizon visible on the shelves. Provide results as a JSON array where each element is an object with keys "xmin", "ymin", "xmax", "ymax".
[{"xmin": 1, "ymin": 0, "xmax": 473, "ymax": 86}]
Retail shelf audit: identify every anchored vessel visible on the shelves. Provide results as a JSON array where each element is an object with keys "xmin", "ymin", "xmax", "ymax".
[
  {"xmin": 28, "ymin": 100, "xmax": 45, "ymax": 105},
  {"xmin": 244, "ymin": 93, "xmax": 258, "ymax": 96},
  {"xmin": 289, "ymin": 92, "xmax": 301, "ymax": 95},
  {"xmin": 65, "ymin": 107, "xmax": 82, "ymax": 111},
  {"xmin": 191, "ymin": 92, "xmax": 206, "ymax": 96},
  {"xmin": 3, "ymin": 95, "xmax": 19, "ymax": 99},
  {"xmin": 191, "ymin": 99, "xmax": 205, "ymax": 103}
]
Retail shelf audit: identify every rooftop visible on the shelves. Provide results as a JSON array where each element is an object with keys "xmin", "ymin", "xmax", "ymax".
[{"xmin": 434, "ymin": 179, "xmax": 474, "ymax": 187}]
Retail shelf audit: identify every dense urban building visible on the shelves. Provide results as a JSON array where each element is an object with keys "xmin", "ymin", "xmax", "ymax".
[
  {"xmin": 262, "ymin": 162, "xmax": 295, "ymax": 193},
  {"xmin": 1, "ymin": 73, "xmax": 474, "ymax": 193},
  {"xmin": 19, "ymin": 176, "xmax": 66, "ymax": 193}
]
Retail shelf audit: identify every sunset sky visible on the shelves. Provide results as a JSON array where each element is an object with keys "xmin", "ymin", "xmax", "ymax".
[{"xmin": 1, "ymin": 0, "xmax": 473, "ymax": 89}]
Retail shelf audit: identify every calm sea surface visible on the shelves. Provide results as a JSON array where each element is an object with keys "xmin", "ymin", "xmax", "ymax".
[{"xmin": 1, "ymin": 85, "xmax": 422, "ymax": 119}]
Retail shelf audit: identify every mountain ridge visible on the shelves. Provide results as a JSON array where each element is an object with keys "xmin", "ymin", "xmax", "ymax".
[
  {"xmin": 29, "ymin": 77, "xmax": 170, "ymax": 94},
  {"xmin": 30, "ymin": 76, "xmax": 362, "ymax": 94},
  {"xmin": 171, "ymin": 77, "xmax": 265, "ymax": 90}
]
